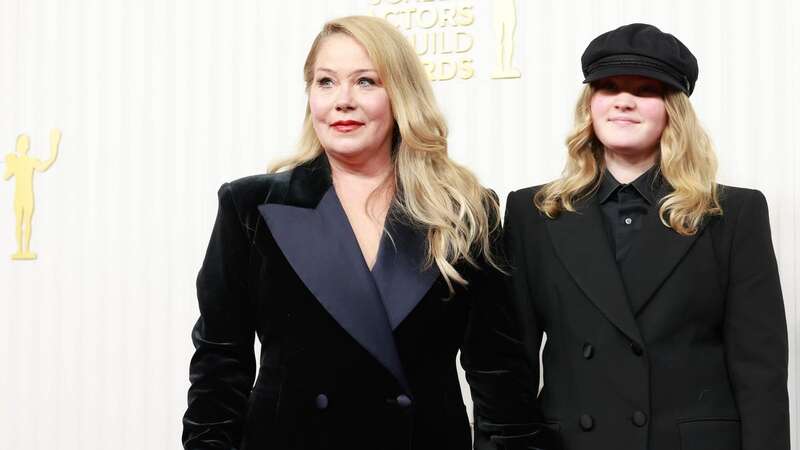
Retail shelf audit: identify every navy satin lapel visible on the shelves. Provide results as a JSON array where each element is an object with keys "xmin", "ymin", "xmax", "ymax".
[
  {"xmin": 259, "ymin": 188, "xmax": 409, "ymax": 391},
  {"xmin": 545, "ymin": 199, "xmax": 644, "ymax": 346},
  {"xmin": 371, "ymin": 217, "xmax": 440, "ymax": 330},
  {"xmin": 620, "ymin": 204, "xmax": 706, "ymax": 316}
]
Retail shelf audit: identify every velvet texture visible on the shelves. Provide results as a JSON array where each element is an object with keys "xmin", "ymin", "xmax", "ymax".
[{"xmin": 183, "ymin": 155, "xmax": 549, "ymax": 450}]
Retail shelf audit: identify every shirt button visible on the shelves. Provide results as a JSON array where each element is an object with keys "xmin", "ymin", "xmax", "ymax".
[
  {"xmin": 624, "ymin": 217, "xmax": 633, "ymax": 225},
  {"xmin": 396, "ymin": 394, "xmax": 412, "ymax": 408},
  {"xmin": 314, "ymin": 393, "xmax": 329, "ymax": 410},
  {"xmin": 632, "ymin": 411, "xmax": 648, "ymax": 427},
  {"xmin": 582, "ymin": 342, "xmax": 594, "ymax": 359},
  {"xmin": 579, "ymin": 414, "xmax": 594, "ymax": 431}
]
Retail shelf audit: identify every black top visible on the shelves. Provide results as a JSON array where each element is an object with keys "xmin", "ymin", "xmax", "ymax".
[
  {"xmin": 502, "ymin": 180, "xmax": 789, "ymax": 450},
  {"xmin": 597, "ymin": 165, "xmax": 661, "ymax": 263},
  {"xmin": 183, "ymin": 155, "xmax": 532, "ymax": 450}
]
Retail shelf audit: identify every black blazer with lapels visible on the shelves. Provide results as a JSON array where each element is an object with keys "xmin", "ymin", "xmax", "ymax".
[
  {"xmin": 182, "ymin": 154, "xmax": 535, "ymax": 450},
  {"xmin": 501, "ymin": 182, "xmax": 789, "ymax": 450}
]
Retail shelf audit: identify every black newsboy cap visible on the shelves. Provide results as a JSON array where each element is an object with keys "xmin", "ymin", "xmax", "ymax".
[{"xmin": 581, "ymin": 23, "xmax": 698, "ymax": 96}]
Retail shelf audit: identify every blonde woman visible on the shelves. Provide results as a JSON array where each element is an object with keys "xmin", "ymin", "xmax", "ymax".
[
  {"xmin": 182, "ymin": 15, "xmax": 528, "ymax": 450},
  {"xmin": 502, "ymin": 24, "xmax": 788, "ymax": 450}
]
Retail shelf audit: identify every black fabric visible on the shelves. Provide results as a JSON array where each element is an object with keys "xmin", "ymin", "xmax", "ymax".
[
  {"xmin": 182, "ymin": 155, "xmax": 549, "ymax": 450},
  {"xmin": 597, "ymin": 166, "xmax": 660, "ymax": 263},
  {"xmin": 259, "ymin": 188, "xmax": 417, "ymax": 392},
  {"xmin": 499, "ymin": 184, "xmax": 789, "ymax": 450},
  {"xmin": 581, "ymin": 23, "xmax": 699, "ymax": 95}
]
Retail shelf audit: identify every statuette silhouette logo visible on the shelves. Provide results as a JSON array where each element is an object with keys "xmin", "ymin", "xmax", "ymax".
[
  {"xmin": 369, "ymin": 0, "xmax": 522, "ymax": 81},
  {"xmin": 3, "ymin": 129, "xmax": 60, "ymax": 260},
  {"xmin": 491, "ymin": 0, "xmax": 521, "ymax": 79}
]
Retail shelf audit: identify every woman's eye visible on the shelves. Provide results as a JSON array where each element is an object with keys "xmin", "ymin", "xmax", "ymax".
[
  {"xmin": 638, "ymin": 85, "xmax": 662, "ymax": 96},
  {"xmin": 317, "ymin": 77, "xmax": 334, "ymax": 88},
  {"xmin": 357, "ymin": 77, "xmax": 377, "ymax": 87},
  {"xmin": 596, "ymin": 82, "xmax": 618, "ymax": 92}
]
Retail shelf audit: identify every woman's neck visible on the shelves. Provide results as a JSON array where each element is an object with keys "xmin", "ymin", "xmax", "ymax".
[
  {"xmin": 604, "ymin": 149, "xmax": 658, "ymax": 184},
  {"xmin": 329, "ymin": 157, "xmax": 392, "ymax": 189},
  {"xmin": 327, "ymin": 148, "xmax": 395, "ymax": 218},
  {"xmin": 327, "ymin": 144, "xmax": 393, "ymax": 184}
]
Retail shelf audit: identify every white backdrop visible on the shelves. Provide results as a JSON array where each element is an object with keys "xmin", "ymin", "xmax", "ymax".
[{"xmin": 1, "ymin": 1, "xmax": 798, "ymax": 449}]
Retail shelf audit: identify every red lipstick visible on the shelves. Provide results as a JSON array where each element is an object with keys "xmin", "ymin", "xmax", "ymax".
[{"xmin": 331, "ymin": 120, "xmax": 364, "ymax": 132}]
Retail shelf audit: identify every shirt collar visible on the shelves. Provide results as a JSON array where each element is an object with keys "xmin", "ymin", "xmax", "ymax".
[{"xmin": 598, "ymin": 164, "xmax": 662, "ymax": 205}]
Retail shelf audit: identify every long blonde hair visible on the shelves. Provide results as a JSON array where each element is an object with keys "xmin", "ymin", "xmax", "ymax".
[
  {"xmin": 535, "ymin": 85, "xmax": 721, "ymax": 235},
  {"xmin": 271, "ymin": 16, "xmax": 500, "ymax": 289}
]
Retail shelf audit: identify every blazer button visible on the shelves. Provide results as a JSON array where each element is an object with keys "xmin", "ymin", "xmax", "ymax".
[
  {"xmin": 314, "ymin": 393, "xmax": 329, "ymax": 410},
  {"xmin": 582, "ymin": 342, "xmax": 594, "ymax": 359},
  {"xmin": 579, "ymin": 414, "xmax": 594, "ymax": 431},
  {"xmin": 630, "ymin": 342, "xmax": 644, "ymax": 356},
  {"xmin": 632, "ymin": 411, "xmax": 647, "ymax": 427},
  {"xmin": 396, "ymin": 394, "xmax": 412, "ymax": 408}
]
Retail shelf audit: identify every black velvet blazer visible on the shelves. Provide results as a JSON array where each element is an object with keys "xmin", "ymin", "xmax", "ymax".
[
  {"xmin": 182, "ymin": 155, "xmax": 534, "ymax": 450},
  {"xmin": 498, "ymin": 182, "xmax": 789, "ymax": 450}
]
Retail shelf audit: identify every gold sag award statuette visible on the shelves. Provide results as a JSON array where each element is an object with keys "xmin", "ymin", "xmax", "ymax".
[
  {"xmin": 3, "ymin": 129, "xmax": 60, "ymax": 260},
  {"xmin": 491, "ymin": 0, "xmax": 521, "ymax": 79}
]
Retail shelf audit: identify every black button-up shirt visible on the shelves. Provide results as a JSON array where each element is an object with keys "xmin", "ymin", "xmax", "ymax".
[{"xmin": 597, "ymin": 166, "xmax": 662, "ymax": 263}]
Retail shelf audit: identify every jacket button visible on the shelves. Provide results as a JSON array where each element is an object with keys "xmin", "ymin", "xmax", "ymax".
[
  {"xmin": 632, "ymin": 411, "xmax": 647, "ymax": 427},
  {"xmin": 579, "ymin": 414, "xmax": 594, "ymax": 431},
  {"xmin": 314, "ymin": 393, "xmax": 329, "ymax": 410},
  {"xmin": 582, "ymin": 342, "xmax": 594, "ymax": 359},
  {"xmin": 630, "ymin": 342, "xmax": 644, "ymax": 356},
  {"xmin": 396, "ymin": 394, "xmax": 412, "ymax": 408}
]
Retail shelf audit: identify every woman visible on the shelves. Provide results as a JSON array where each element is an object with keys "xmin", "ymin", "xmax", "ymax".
[
  {"xmin": 182, "ymin": 15, "xmax": 523, "ymax": 450},
  {"xmin": 501, "ymin": 24, "xmax": 789, "ymax": 450}
]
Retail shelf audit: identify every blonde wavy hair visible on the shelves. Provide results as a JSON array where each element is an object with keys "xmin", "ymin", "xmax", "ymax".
[
  {"xmin": 535, "ymin": 85, "xmax": 722, "ymax": 235},
  {"xmin": 270, "ymin": 15, "xmax": 500, "ymax": 289}
]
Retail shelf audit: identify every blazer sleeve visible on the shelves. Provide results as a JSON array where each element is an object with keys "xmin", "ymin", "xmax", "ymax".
[
  {"xmin": 460, "ymin": 189, "xmax": 559, "ymax": 450},
  {"xmin": 723, "ymin": 189, "xmax": 789, "ymax": 450},
  {"xmin": 183, "ymin": 183, "xmax": 257, "ymax": 450}
]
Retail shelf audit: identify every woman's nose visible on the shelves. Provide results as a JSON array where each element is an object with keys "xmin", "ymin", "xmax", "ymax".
[
  {"xmin": 335, "ymin": 85, "xmax": 355, "ymax": 112},
  {"xmin": 612, "ymin": 92, "xmax": 636, "ymax": 110}
]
